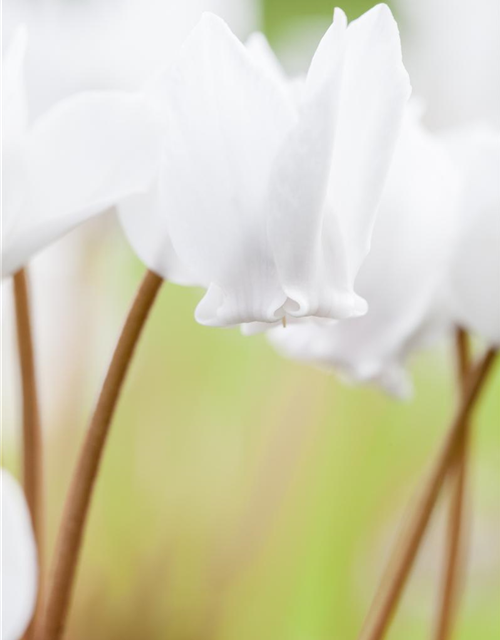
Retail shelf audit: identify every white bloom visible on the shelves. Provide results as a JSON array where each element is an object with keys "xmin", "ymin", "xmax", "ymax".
[
  {"xmin": 1, "ymin": 469, "xmax": 38, "ymax": 640},
  {"xmin": 2, "ymin": 0, "xmax": 260, "ymax": 119},
  {"xmin": 2, "ymin": 28, "xmax": 162, "ymax": 277},
  {"xmin": 120, "ymin": 6, "xmax": 411, "ymax": 327},
  {"xmin": 396, "ymin": 0, "xmax": 500, "ymax": 129},
  {"xmin": 444, "ymin": 127, "xmax": 500, "ymax": 346},
  {"xmin": 268, "ymin": 105, "xmax": 459, "ymax": 397}
]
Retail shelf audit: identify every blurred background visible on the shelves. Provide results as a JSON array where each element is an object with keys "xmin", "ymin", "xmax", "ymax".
[{"xmin": 2, "ymin": 0, "xmax": 499, "ymax": 639}]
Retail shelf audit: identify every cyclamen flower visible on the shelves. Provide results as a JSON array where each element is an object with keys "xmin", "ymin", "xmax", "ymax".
[
  {"xmin": 1, "ymin": 469, "xmax": 38, "ymax": 640},
  {"xmin": 2, "ymin": 27, "xmax": 162, "ymax": 277},
  {"xmin": 3, "ymin": 0, "xmax": 259, "ymax": 119},
  {"xmin": 444, "ymin": 127, "xmax": 500, "ymax": 346},
  {"xmin": 268, "ymin": 106, "xmax": 459, "ymax": 397},
  {"xmin": 396, "ymin": 0, "xmax": 500, "ymax": 129},
  {"xmin": 120, "ymin": 6, "xmax": 411, "ymax": 327}
]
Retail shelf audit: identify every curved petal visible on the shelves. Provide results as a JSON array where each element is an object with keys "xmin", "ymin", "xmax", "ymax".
[
  {"xmin": 118, "ymin": 182, "xmax": 201, "ymax": 286},
  {"xmin": 150, "ymin": 13, "xmax": 296, "ymax": 325},
  {"xmin": 2, "ymin": 92, "xmax": 163, "ymax": 276},
  {"xmin": 268, "ymin": 5, "xmax": 411, "ymax": 321},
  {"xmin": 268, "ymin": 9, "xmax": 351, "ymax": 319},
  {"xmin": 1, "ymin": 469, "xmax": 38, "ymax": 640},
  {"xmin": 2, "ymin": 25, "xmax": 28, "ymax": 146},
  {"xmin": 328, "ymin": 3, "xmax": 411, "ymax": 283},
  {"xmin": 2, "ymin": 26, "xmax": 28, "ymax": 241},
  {"xmin": 269, "ymin": 107, "xmax": 458, "ymax": 396},
  {"xmin": 245, "ymin": 32, "xmax": 287, "ymax": 85},
  {"xmin": 444, "ymin": 127, "xmax": 500, "ymax": 345}
]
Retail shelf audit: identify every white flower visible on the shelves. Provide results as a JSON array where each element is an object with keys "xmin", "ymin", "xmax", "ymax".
[
  {"xmin": 2, "ymin": 0, "xmax": 260, "ymax": 119},
  {"xmin": 396, "ymin": 0, "xmax": 500, "ymax": 129},
  {"xmin": 443, "ymin": 127, "xmax": 500, "ymax": 346},
  {"xmin": 267, "ymin": 105, "xmax": 459, "ymax": 397},
  {"xmin": 2, "ymin": 28, "xmax": 163, "ymax": 277},
  {"xmin": 1, "ymin": 469, "xmax": 38, "ymax": 640},
  {"xmin": 119, "ymin": 6, "xmax": 411, "ymax": 327}
]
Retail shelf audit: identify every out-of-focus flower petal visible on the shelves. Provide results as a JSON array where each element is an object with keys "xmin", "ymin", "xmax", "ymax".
[
  {"xmin": 3, "ymin": 92, "xmax": 162, "ymax": 276},
  {"xmin": 119, "ymin": 184, "xmax": 201, "ymax": 286},
  {"xmin": 1, "ymin": 469, "xmax": 38, "ymax": 640},
  {"xmin": 2, "ymin": 27, "xmax": 29, "ymax": 243},
  {"xmin": 245, "ymin": 31, "xmax": 287, "ymax": 84},
  {"xmin": 444, "ymin": 127, "xmax": 500, "ymax": 345},
  {"xmin": 2, "ymin": 0, "xmax": 260, "ymax": 119},
  {"xmin": 269, "ymin": 106, "xmax": 458, "ymax": 396},
  {"xmin": 396, "ymin": 0, "xmax": 500, "ymax": 129},
  {"xmin": 2, "ymin": 26, "xmax": 28, "ymax": 147}
]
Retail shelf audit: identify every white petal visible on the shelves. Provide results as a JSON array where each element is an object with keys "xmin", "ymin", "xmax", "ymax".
[
  {"xmin": 2, "ymin": 26, "xmax": 28, "ymax": 147},
  {"xmin": 268, "ymin": 9, "xmax": 352, "ymax": 319},
  {"xmin": 118, "ymin": 183, "xmax": 201, "ymax": 286},
  {"xmin": 245, "ymin": 32, "xmax": 288, "ymax": 85},
  {"xmin": 1, "ymin": 469, "xmax": 38, "ymax": 640},
  {"xmin": 269, "ymin": 107, "xmax": 458, "ymax": 394},
  {"xmin": 444, "ymin": 127, "xmax": 500, "ymax": 345},
  {"xmin": 268, "ymin": 5, "xmax": 410, "ymax": 322},
  {"xmin": 3, "ymin": 92, "xmax": 162, "ymax": 276},
  {"xmin": 150, "ymin": 13, "xmax": 296, "ymax": 325},
  {"xmin": 328, "ymin": 3, "xmax": 411, "ymax": 282},
  {"xmin": 2, "ymin": 26, "xmax": 29, "ymax": 241}
]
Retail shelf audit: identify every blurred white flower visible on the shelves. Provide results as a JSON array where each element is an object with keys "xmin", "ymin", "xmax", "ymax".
[
  {"xmin": 396, "ymin": 0, "xmax": 500, "ymax": 130},
  {"xmin": 2, "ymin": 0, "xmax": 260, "ymax": 120},
  {"xmin": 1, "ymin": 469, "xmax": 38, "ymax": 640},
  {"xmin": 443, "ymin": 127, "xmax": 500, "ymax": 346},
  {"xmin": 120, "ymin": 6, "xmax": 411, "ymax": 327},
  {"xmin": 2, "ymin": 27, "xmax": 162, "ymax": 277},
  {"xmin": 267, "ymin": 105, "xmax": 459, "ymax": 397}
]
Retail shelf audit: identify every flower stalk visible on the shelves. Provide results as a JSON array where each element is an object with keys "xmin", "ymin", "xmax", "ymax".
[
  {"xmin": 13, "ymin": 267, "xmax": 44, "ymax": 640},
  {"xmin": 434, "ymin": 328, "xmax": 471, "ymax": 639},
  {"xmin": 37, "ymin": 269, "xmax": 163, "ymax": 640},
  {"xmin": 358, "ymin": 346, "xmax": 497, "ymax": 640}
]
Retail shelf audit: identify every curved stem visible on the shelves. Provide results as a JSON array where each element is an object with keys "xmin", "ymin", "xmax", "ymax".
[
  {"xmin": 434, "ymin": 328, "xmax": 471, "ymax": 640},
  {"xmin": 38, "ymin": 270, "xmax": 163, "ymax": 640},
  {"xmin": 13, "ymin": 267, "xmax": 44, "ymax": 639},
  {"xmin": 358, "ymin": 347, "xmax": 497, "ymax": 640}
]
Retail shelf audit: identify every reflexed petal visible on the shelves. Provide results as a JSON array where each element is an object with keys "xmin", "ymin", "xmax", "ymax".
[
  {"xmin": 119, "ymin": 183, "xmax": 201, "ymax": 286},
  {"xmin": 245, "ymin": 32, "xmax": 287, "ymax": 85},
  {"xmin": 328, "ymin": 3, "xmax": 411, "ymax": 282},
  {"xmin": 2, "ymin": 92, "xmax": 162, "ymax": 276},
  {"xmin": 1, "ymin": 469, "xmax": 38, "ymax": 640},
  {"xmin": 269, "ymin": 107, "xmax": 458, "ymax": 396},
  {"xmin": 444, "ymin": 127, "xmax": 500, "ymax": 345},
  {"xmin": 268, "ymin": 9, "xmax": 351, "ymax": 319},
  {"xmin": 2, "ymin": 25, "xmax": 28, "ymax": 146},
  {"xmin": 268, "ymin": 5, "xmax": 410, "ymax": 321},
  {"xmin": 151, "ymin": 13, "xmax": 296, "ymax": 325},
  {"xmin": 2, "ymin": 26, "xmax": 29, "ymax": 239}
]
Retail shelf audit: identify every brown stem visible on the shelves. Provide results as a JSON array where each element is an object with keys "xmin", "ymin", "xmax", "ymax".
[
  {"xmin": 38, "ymin": 269, "xmax": 163, "ymax": 640},
  {"xmin": 434, "ymin": 328, "xmax": 471, "ymax": 640},
  {"xmin": 358, "ymin": 347, "xmax": 497, "ymax": 640},
  {"xmin": 13, "ymin": 267, "xmax": 44, "ymax": 639}
]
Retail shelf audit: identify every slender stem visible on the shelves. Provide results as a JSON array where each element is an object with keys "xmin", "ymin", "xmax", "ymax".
[
  {"xmin": 38, "ymin": 270, "xmax": 163, "ymax": 640},
  {"xmin": 358, "ymin": 347, "xmax": 497, "ymax": 640},
  {"xmin": 13, "ymin": 267, "xmax": 44, "ymax": 639},
  {"xmin": 434, "ymin": 328, "xmax": 471, "ymax": 640},
  {"xmin": 455, "ymin": 328, "xmax": 471, "ymax": 389}
]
